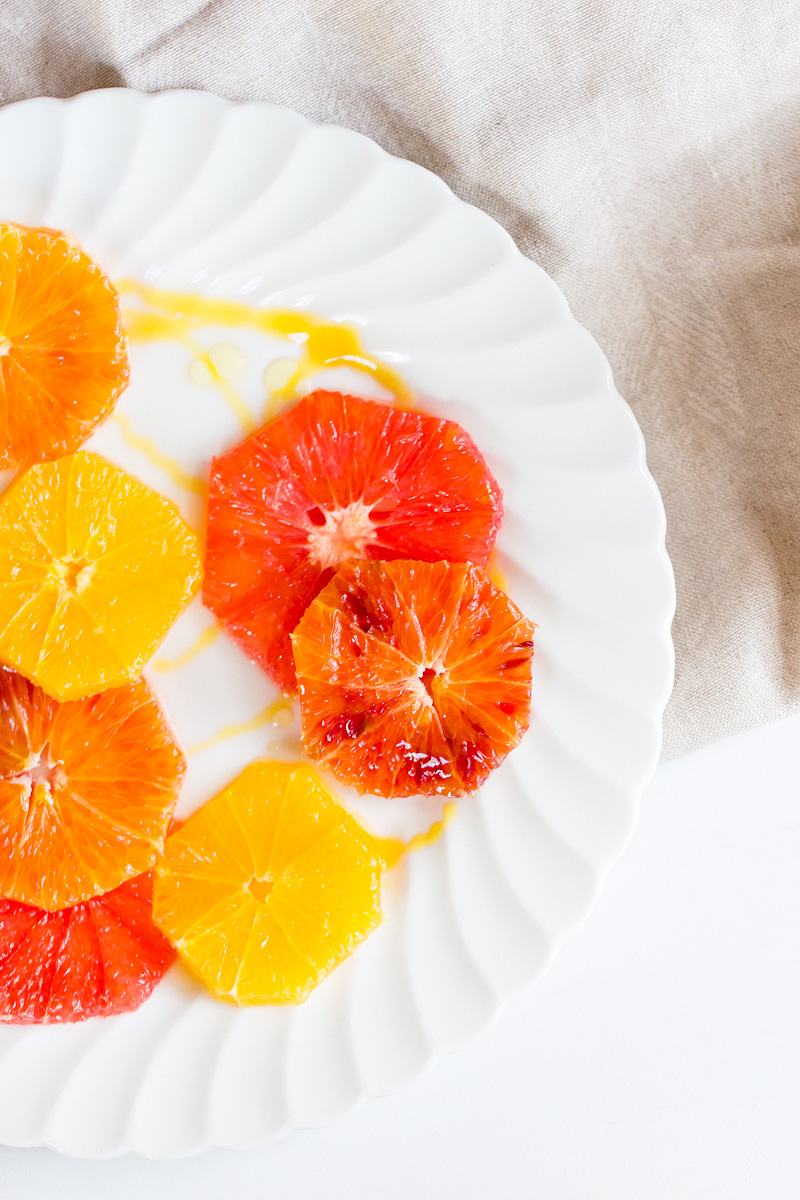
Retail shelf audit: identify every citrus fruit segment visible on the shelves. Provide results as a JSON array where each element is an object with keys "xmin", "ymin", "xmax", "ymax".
[
  {"xmin": 153, "ymin": 761, "xmax": 383, "ymax": 1005},
  {"xmin": 0, "ymin": 873, "xmax": 176, "ymax": 1024},
  {"xmin": 292, "ymin": 559, "xmax": 534, "ymax": 798},
  {"xmin": 0, "ymin": 667, "xmax": 185, "ymax": 910},
  {"xmin": 0, "ymin": 223, "xmax": 129, "ymax": 468},
  {"xmin": 203, "ymin": 390, "xmax": 503, "ymax": 690},
  {"xmin": 0, "ymin": 450, "xmax": 202, "ymax": 700}
]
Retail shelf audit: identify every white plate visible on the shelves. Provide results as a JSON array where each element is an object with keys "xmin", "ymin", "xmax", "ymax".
[{"xmin": 0, "ymin": 89, "xmax": 674, "ymax": 1158}]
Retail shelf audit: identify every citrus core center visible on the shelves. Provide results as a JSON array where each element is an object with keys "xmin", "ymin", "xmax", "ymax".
[
  {"xmin": 420, "ymin": 667, "xmax": 437, "ymax": 699},
  {"xmin": 248, "ymin": 876, "xmax": 274, "ymax": 903},
  {"xmin": 306, "ymin": 501, "xmax": 379, "ymax": 570},
  {"xmin": 55, "ymin": 557, "xmax": 94, "ymax": 596},
  {"xmin": 13, "ymin": 748, "xmax": 66, "ymax": 796}
]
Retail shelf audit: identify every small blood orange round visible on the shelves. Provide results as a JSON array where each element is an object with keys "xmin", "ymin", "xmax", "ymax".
[
  {"xmin": 292, "ymin": 559, "xmax": 535, "ymax": 798},
  {"xmin": 0, "ymin": 873, "xmax": 176, "ymax": 1024},
  {"xmin": 203, "ymin": 390, "xmax": 503, "ymax": 690}
]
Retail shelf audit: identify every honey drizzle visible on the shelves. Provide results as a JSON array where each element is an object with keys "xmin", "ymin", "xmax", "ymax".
[
  {"xmin": 151, "ymin": 622, "xmax": 222, "ymax": 672},
  {"xmin": 182, "ymin": 333, "xmax": 255, "ymax": 434},
  {"xmin": 116, "ymin": 279, "xmax": 414, "ymax": 425},
  {"xmin": 185, "ymin": 698, "xmax": 295, "ymax": 756},
  {"xmin": 370, "ymin": 801, "xmax": 458, "ymax": 868},
  {"xmin": 111, "ymin": 413, "xmax": 206, "ymax": 496}
]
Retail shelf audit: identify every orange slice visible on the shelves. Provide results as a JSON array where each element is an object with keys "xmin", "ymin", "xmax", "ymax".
[
  {"xmin": 0, "ymin": 450, "xmax": 202, "ymax": 700},
  {"xmin": 0, "ymin": 666, "xmax": 185, "ymax": 910},
  {"xmin": 0, "ymin": 873, "xmax": 176, "ymax": 1024},
  {"xmin": 292, "ymin": 559, "xmax": 534, "ymax": 797},
  {"xmin": 203, "ymin": 390, "xmax": 503, "ymax": 690},
  {"xmin": 153, "ymin": 761, "xmax": 382, "ymax": 1005},
  {"xmin": 0, "ymin": 223, "xmax": 129, "ymax": 468}
]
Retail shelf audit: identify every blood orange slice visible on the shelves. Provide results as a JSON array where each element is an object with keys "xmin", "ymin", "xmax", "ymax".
[
  {"xmin": 0, "ymin": 223, "xmax": 129, "ymax": 468},
  {"xmin": 203, "ymin": 390, "xmax": 503, "ymax": 689},
  {"xmin": 0, "ymin": 667, "xmax": 185, "ymax": 910},
  {"xmin": 0, "ymin": 873, "xmax": 176, "ymax": 1024},
  {"xmin": 292, "ymin": 559, "xmax": 534, "ymax": 798}
]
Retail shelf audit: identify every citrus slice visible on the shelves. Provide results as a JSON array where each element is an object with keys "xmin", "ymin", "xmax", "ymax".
[
  {"xmin": 203, "ymin": 390, "xmax": 503, "ymax": 689},
  {"xmin": 0, "ymin": 667, "xmax": 185, "ymax": 910},
  {"xmin": 0, "ymin": 873, "xmax": 176, "ymax": 1024},
  {"xmin": 153, "ymin": 761, "xmax": 382, "ymax": 1005},
  {"xmin": 0, "ymin": 223, "xmax": 129, "ymax": 468},
  {"xmin": 292, "ymin": 559, "xmax": 534, "ymax": 798},
  {"xmin": 0, "ymin": 450, "xmax": 202, "ymax": 700}
]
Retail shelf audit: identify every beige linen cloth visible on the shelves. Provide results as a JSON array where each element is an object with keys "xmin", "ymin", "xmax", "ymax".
[{"xmin": 3, "ymin": 0, "xmax": 800, "ymax": 757}]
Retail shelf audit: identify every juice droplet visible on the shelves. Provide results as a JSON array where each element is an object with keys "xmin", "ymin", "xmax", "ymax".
[
  {"xmin": 264, "ymin": 357, "xmax": 299, "ymax": 393},
  {"xmin": 207, "ymin": 343, "xmax": 244, "ymax": 381},
  {"xmin": 270, "ymin": 703, "xmax": 294, "ymax": 728},
  {"xmin": 188, "ymin": 358, "xmax": 214, "ymax": 386}
]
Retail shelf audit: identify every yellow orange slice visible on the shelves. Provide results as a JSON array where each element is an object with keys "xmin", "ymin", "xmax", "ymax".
[
  {"xmin": 0, "ymin": 451, "xmax": 201, "ymax": 700},
  {"xmin": 0, "ymin": 223, "xmax": 129, "ymax": 468},
  {"xmin": 153, "ymin": 761, "xmax": 383, "ymax": 1005}
]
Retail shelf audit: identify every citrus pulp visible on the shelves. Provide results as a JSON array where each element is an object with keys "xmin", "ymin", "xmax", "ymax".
[
  {"xmin": 0, "ymin": 223, "xmax": 128, "ymax": 468},
  {"xmin": 153, "ymin": 760, "xmax": 383, "ymax": 1005},
  {"xmin": 0, "ymin": 667, "xmax": 185, "ymax": 910},
  {"xmin": 292, "ymin": 559, "xmax": 535, "ymax": 797},
  {"xmin": 203, "ymin": 390, "xmax": 503, "ymax": 689},
  {"xmin": 0, "ymin": 873, "xmax": 175, "ymax": 1024},
  {"xmin": 0, "ymin": 450, "xmax": 202, "ymax": 700}
]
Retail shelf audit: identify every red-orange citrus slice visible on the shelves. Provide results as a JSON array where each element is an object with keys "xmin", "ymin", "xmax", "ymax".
[
  {"xmin": 153, "ymin": 761, "xmax": 382, "ymax": 1005},
  {"xmin": 0, "ymin": 667, "xmax": 185, "ymax": 910},
  {"xmin": 0, "ymin": 223, "xmax": 129, "ymax": 468},
  {"xmin": 0, "ymin": 450, "xmax": 202, "ymax": 701},
  {"xmin": 0, "ymin": 873, "xmax": 175, "ymax": 1024},
  {"xmin": 203, "ymin": 390, "xmax": 503, "ymax": 689},
  {"xmin": 292, "ymin": 559, "xmax": 534, "ymax": 797}
]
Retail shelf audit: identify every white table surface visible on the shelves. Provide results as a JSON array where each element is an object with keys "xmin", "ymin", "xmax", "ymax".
[{"xmin": 2, "ymin": 711, "xmax": 799, "ymax": 1199}]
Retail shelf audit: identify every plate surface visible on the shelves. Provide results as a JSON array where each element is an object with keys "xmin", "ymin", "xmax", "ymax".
[{"xmin": 0, "ymin": 89, "xmax": 674, "ymax": 1157}]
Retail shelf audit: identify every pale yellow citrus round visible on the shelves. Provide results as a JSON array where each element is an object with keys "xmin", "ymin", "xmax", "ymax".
[
  {"xmin": 0, "ymin": 450, "xmax": 201, "ymax": 700},
  {"xmin": 153, "ymin": 761, "xmax": 383, "ymax": 1006}
]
